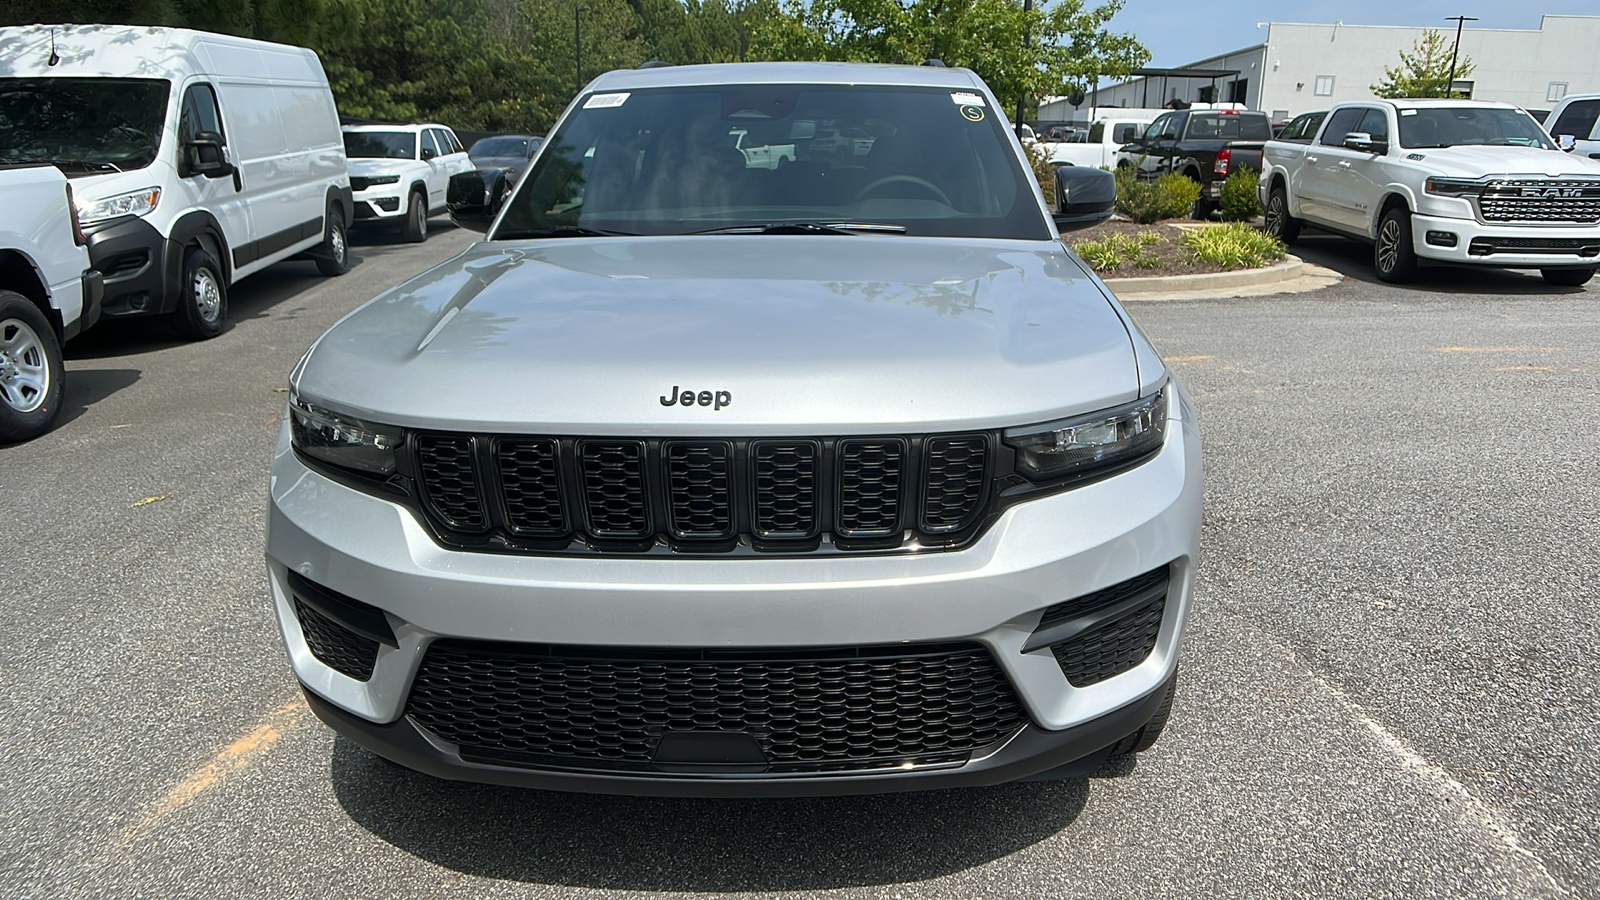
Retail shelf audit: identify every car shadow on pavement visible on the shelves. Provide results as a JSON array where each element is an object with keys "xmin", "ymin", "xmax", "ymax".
[
  {"xmin": 329, "ymin": 737, "xmax": 1094, "ymax": 891},
  {"xmin": 51, "ymin": 366, "xmax": 141, "ymax": 430},
  {"xmin": 1290, "ymin": 232, "xmax": 1593, "ymax": 295},
  {"xmin": 349, "ymin": 217, "xmax": 458, "ymax": 247}
]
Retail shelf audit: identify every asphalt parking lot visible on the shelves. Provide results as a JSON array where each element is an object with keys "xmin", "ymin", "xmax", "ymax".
[{"xmin": 2, "ymin": 226, "xmax": 1595, "ymax": 899}]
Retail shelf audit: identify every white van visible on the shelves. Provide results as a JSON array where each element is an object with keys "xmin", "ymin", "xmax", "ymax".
[{"xmin": 0, "ymin": 24, "xmax": 352, "ymax": 339}]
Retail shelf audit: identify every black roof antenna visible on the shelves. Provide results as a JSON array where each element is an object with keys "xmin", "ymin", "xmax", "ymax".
[{"xmin": 48, "ymin": 28, "xmax": 61, "ymax": 66}]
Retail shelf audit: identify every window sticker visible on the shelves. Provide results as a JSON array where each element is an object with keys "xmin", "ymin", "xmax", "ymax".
[
  {"xmin": 583, "ymin": 92, "xmax": 630, "ymax": 109},
  {"xmin": 951, "ymin": 91, "xmax": 985, "ymax": 107},
  {"xmin": 1400, "ymin": 109, "xmax": 1418, "ymax": 116},
  {"xmin": 960, "ymin": 105, "xmax": 985, "ymax": 122}
]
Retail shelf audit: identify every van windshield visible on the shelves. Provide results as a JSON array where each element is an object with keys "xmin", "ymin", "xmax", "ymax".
[
  {"xmin": 344, "ymin": 131, "xmax": 417, "ymax": 160},
  {"xmin": 0, "ymin": 78, "xmax": 169, "ymax": 173},
  {"xmin": 494, "ymin": 84, "xmax": 1050, "ymax": 240}
]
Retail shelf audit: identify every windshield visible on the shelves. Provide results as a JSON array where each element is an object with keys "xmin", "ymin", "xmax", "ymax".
[
  {"xmin": 471, "ymin": 136, "xmax": 537, "ymax": 158},
  {"xmin": 494, "ymin": 84, "xmax": 1049, "ymax": 240},
  {"xmin": 1398, "ymin": 107, "xmax": 1555, "ymax": 149},
  {"xmin": 343, "ymin": 131, "xmax": 416, "ymax": 159},
  {"xmin": 0, "ymin": 78, "xmax": 169, "ymax": 172},
  {"xmin": 1186, "ymin": 113, "xmax": 1272, "ymax": 140}
]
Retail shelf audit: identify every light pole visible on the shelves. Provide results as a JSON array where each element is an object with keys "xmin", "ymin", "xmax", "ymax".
[
  {"xmin": 575, "ymin": 6, "xmax": 584, "ymax": 95},
  {"xmin": 1014, "ymin": 0, "xmax": 1033, "ymax": 139},
  {"xmin": 1444, "ymin": 15, "xmax": 1477, "ymax": 98}
]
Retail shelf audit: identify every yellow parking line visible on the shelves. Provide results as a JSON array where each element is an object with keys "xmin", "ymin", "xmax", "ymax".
[
  {"xmin": 1163, "ymin": 355, "xmax": 1214, "ymax": 363},
  {"xmin": 122, "ymin": 698, "xmax": 308, "ymax": 843},
  {"xmin": 1436, "ymin": 346, "xmax": 1555, "ymax": 353}
]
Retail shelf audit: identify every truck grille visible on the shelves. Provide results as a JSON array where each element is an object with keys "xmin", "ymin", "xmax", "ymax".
[
  {"xmin": 410, "ymin": 432, "xmax": 992, "ymax": 554},
  {"xmin": 1478, "ymin": 179, "xmax": 1600, "ymax": 224},
  {"xmin": 405, "ymin": 640, "xmax": 1028, "ymax": 773}
]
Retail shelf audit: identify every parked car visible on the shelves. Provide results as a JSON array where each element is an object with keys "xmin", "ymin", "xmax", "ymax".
[
  {"xmin": 1116, "ymin": 109, "xmax": 1271, "ymax": 218},
  {"xmin": 272, "ymin": 61, "xmax": 1199, "ymax": 797},
  {"xmin": 0, "ymin": 165, "xmax": 103, "ymax": 442},
  {"xmin": 0, "ymin": 24, "xmax": 352, "ymax": 340},
  {"xmin": 343, "ymin": 123, "xmax": 474, "ymax": 241},
  {"xmin": 1546, "ymin": 93, "xmax": 1600, "ymax": 160},
  {"xmin": 1258, "ymin": 98, "xmax": 1600, "ymax": 285},
  {"xmin": 462, "ymin": 134, "xmax": 543, "ymax": 213},
  {"xmin": 1044, "ymin": 115, "xmax": 1156, "ymax": 169}
]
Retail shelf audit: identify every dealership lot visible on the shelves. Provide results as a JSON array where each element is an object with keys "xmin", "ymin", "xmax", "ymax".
[{"xmin": 1, "ymin": 229, "xmax": 1595, "ymax": 898}]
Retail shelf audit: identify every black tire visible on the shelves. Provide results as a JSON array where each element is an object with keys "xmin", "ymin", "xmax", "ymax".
[
  {"xmin": 1109, "ymin": 669, "xmax": 1178, "ymax": 757},
  {"xmin": 1189, "ymin": 196, "xmax": 1215, "ymax": 221},
  {"xmin": 170, "ymin": 246, "xmax": 227, "ymax": 340},
  {"xmin": 1373, "ymin": 205, "xmax": 1418, "ymax": 284},
  {"xmin": 1263, "ymin": 183, "xmax": 1301, "ymax": 244},
  {"xmin": 0, "ymin": 291, "xmax": 64, "ymax": 443},
  {"xmin": 401, "ymin": 189, "xmax": 428, "ymax": 243},
  {"xmin": 315, "ymin": 207, "xmax": 350, "ymax": 276},
  {"xmin": 1541, "ymin": 266, "xmax": 1595, "ymax": 286}
]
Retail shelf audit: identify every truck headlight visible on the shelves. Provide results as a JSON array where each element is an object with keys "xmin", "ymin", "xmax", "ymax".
[
  {"xmin": 1005, "ymin": 388, "xmax": 1167, "ymax": 481},
  {"xmin": 289, "ymin": 392, "xmax": 403, "ymax": 476},
  {"xmin": 77, "ymin": 187, "xmax": 161, "ymax": 225},
  {"xmin": 1424, "ymin": 177, "xmax": 1483, "ymax": 197}
]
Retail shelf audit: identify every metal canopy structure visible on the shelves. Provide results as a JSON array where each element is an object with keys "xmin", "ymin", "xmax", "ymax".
[{"xmin": 1124, "ymin": 67, "xmax": 1243, "ymax": 109}]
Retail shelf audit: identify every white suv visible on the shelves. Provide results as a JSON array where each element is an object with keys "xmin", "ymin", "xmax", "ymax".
[{"xmin": 342, "ymin": 124, "xmax": 474, "ymax": 241}]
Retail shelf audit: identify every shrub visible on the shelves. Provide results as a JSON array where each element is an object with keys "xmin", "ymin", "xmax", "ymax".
[
  {"xmin": 1181, "ymin": 222, "xmax": 1286, "ymax": 268},
  {"xmin": 1072, "ymin": 231, "xmax": 1166, "ymax": 273},
  {"xmin": 1219, "ymin": 167, "xmax": 1262, "ymax": 221},
  {"xmin": 1115, "ymin": 166, "xmax": 1202, "ymax": 223},
  {"xmin": 1024, "ymin": 140, "xmax": 1057, "ymax": 206}
]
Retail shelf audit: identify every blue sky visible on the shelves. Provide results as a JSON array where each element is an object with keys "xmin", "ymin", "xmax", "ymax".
[{"xmin": 1108, "ymin": 1, "xmax": 1600, "ymax": 66}]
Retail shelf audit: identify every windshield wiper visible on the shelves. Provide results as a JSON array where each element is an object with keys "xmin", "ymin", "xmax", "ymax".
[
  {"xmin": 689, "ymin": 222, "xmax": 908, "ymax": 235},
  {"xmin": 52, "ymin": 159, "xmax": 122, "ymax": 173},
  {"xmin": 499, "ymin": 225, "xmax": 636, "ymax": 238}
]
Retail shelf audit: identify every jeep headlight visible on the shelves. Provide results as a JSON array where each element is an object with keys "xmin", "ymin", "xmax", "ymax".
[
  {"xmin": 289, "ymin": 392, "xmax": 403, "ymax": 476},
  {"xmin": 77, "ymin": 187, "xmax": 161, "ymax": 225},
  {"xmin": 364, "ymin": 175, "xmax": 401, "ymax": 186},
  {"xmin": 1005, "ymin": 388, "xmax": 1167, "ymax": 481}
]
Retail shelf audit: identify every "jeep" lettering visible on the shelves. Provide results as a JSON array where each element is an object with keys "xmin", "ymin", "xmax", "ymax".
[{"xmin": 659, "ymin": 385, "xmax": 732, "ymax": 410}]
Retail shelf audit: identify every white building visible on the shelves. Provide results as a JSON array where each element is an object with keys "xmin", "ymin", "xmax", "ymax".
[{"xmin": 1088, "ymin": 15, "xmax": 1600, "ymax": 124}]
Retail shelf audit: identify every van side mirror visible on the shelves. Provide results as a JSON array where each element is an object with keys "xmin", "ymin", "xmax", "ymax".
[
  {"xmin": 1558, "ymin": 134, "xmax": 1577, "ymax": 152},
  {"xmin": 447, "ymin": 171, "xmax": 494, "ymax": 233},
  {"xmin": 1053, "ymin": 166, "xmax": 1115, "ymax": 233},
  {"xmin": 186, "ymin": 130, "xmax": 235, "ymax": 179}
]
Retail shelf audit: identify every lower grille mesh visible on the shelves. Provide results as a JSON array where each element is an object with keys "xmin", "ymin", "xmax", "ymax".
[
  {"xmin": 294, "ymin": 598, "xmax": 379, "ymax": 682},
  {"xmin": 406, "ymin": 641, "xmax": 1028, "ymax": 772},
  {"xmin": 1051, "ymin": 596, "xmax": 1166, "ymax": 687}
]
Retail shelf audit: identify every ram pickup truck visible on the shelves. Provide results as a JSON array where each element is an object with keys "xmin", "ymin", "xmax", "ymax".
[
  {"xmin": 0, "ymin": 164, "xmax": 103, "ymax": 442},
  {"xmin": 1115, "ymin": 109, "xmax": 1270, "ymax": 218},
  {"xmin": 1258, "ymin": 98, "xmax": 1600, "ymax": 285},
  {"xmin": 1546, "ymin": 93, "xmax": 1600, "ymax": 161},
  {"xmin": 1042, "ymin": 116, "xmax": 1155, "ymax": 169}
]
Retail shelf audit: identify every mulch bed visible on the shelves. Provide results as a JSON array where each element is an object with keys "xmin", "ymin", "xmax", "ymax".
[{"xmin": 1065, "ymin": 219, "xmax": 1237, "ymax": 279}]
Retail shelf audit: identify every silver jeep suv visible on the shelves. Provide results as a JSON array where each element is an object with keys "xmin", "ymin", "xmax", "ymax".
[{"xmin": 267, "ymin": 62, "xmax": 1202, "ymax": 796}]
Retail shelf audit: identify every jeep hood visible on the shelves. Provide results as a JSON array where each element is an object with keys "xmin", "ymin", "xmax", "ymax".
[
  {"xmin": 1410, "ymin": 145, "xmax": 1600, "ymax": 178},
  {"xmin": 295, "ymin": 236, "xmax": 1146, "ymax": 435}
]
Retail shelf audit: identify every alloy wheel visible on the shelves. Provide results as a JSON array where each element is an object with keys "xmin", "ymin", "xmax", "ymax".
[{"xmin": 1377, "ymin": 219, "xmax": 1400, "ymax": 273}]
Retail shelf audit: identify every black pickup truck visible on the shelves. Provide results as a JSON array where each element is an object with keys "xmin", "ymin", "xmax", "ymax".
[{"xmin": 1115, "ymin": 109, "xmax": 1272, "ymax": 218}]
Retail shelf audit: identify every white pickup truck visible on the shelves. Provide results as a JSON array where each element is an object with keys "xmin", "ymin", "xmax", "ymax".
[
  {"xmin": 1042, "ymin": 116, "xmax": 1154, "ymax": 169},
  {"xmin": 1258, "ymin": 98, "xmax": 1600, "ymax": 285},
  {"xmin": 1546, "ymin": 93, "xmax": 1600, "ymax": 161},
  {"xmin": 0, "ymin": 165, "xmax": 103, "ymax": 442}
]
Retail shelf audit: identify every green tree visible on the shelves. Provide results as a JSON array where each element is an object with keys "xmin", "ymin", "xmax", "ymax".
[
  {"xmin": 1371, "ymin": 29, "xmax": 1475, "ymax": 99},
  {"xmin": 748, "ymin": 0, "xmax": 1148, "ymax": 115}
]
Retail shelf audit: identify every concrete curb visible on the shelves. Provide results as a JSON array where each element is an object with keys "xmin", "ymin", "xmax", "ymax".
[{"xmin": 1106, "ymin": 255, "xmax": 1306, "ymax": 294}]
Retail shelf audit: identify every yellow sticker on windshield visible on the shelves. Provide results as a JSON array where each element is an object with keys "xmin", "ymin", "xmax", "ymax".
[{"xmin": 960, "ymin": 105, "xmax": 985, "ymax": 122}]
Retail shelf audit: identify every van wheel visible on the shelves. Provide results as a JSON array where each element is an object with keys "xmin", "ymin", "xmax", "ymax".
[
  {"xmin": 0, "ymin": 291, "xmax": 65, "ymax": 443},
  {"xmin": 316, "ymin": 208, "xmax": 350, "ymax": 276},
  {"xmin": 1263, "ymin": 184, "xmax": 1300, "ymax": 244},
  {"xmin": 401, "ymin": 190, "xmax": 428, "ymax": 243},
  {"xmin": 1374, "ymin": 206, "xmax": 1418, "ymax": 284},
  {"xmin": 1541, "ymin": 266, "xmax": 1595, "ymax": 286},
  {"xmin": 172, "ymin": 246, "xmax": 227, "ymax": 340}
]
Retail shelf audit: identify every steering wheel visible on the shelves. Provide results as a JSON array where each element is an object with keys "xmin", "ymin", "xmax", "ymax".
[{"xmin": 853, "ymin": 175, "xmax": 953, "ymax": 206}]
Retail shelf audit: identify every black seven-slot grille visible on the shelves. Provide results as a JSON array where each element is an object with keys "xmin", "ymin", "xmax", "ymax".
[
  {"xmin": 413, "ymin": 432, "xmax": 991, "ymax": 554},
  {"xmin": 405, "ymin": 640, "xmax": 1028, "ymax": 773}
]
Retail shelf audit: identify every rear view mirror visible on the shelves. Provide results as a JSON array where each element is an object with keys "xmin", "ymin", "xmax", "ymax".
[
  {"xmin": 1558, "ymin": 134, "xmax": 1577, "ymax": 151},
  {"xmin": 447, "ymin": 171, "xmax": 494, "ymax": 233},
  {"xmin": 186, "ymin": 130, "xmax": 235, "ymax": 179},
  {"xmin": 1053, "ymin": 166, "xmax": 1115, "ymax": 232}
]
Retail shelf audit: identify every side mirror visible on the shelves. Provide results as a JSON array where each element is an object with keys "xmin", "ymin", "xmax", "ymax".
[
  {"xmin": 1053, "ymin": 166, "xmax": 1115, "ymax": 233},
  {"xmin": 447, "ymin": 171, "xmax": 494, "ymax": 233},
  {"xmin": 186, "ymin": 130, "xmax": 235, "ymax": 179},
  {"xmin": 1342, "ymin": 132, "xmax": 1388, "ymax": 155},
  {"xmin": 421, "ymin": 146, "xmax": 438, "ymax": 161},
  {"xmin": 1557, "ymin": 134, "xmax": 1577, "ymax": 152}
]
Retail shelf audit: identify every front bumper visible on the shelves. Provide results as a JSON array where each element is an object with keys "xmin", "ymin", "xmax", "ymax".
[
  {"xmin": 352, "ymin": 185, "xmax": 407, "ymax": 221},
  {"xmin": 1411, "ymin": 213, "xmax": 1600, "ymax": 267},
  {"xmin": 266, "ymin": 398, "xmax": 1203, "ymax": 794}
]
